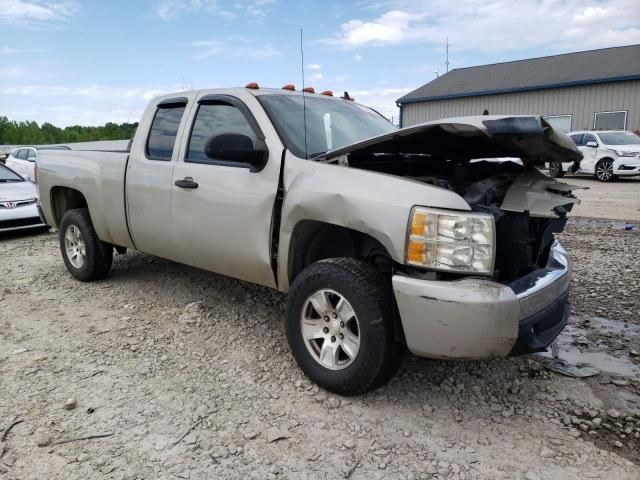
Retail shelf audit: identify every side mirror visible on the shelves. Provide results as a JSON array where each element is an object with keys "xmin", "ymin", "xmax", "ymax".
[
  {"xmin": 585, "ymin": 141, "xmax": 598, "ymax": 148},
  {"xmin": 205, "ymin": 133, "xmax": 267, "ymax": 172}
]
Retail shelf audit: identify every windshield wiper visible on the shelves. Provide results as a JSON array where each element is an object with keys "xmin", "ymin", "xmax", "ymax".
[{"xmin": 308, "ymin": 151, "xmax": 327, "ymax": 159}]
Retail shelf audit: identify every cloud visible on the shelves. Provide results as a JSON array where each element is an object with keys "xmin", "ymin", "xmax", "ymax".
[
  {"xmin": 0, "ymin": 0, "xmax": 78, "ymax": 25},
  {"xmin": 0, "ymin": 66, "xmax": 26, "ymax": 80},
  {"xmin": 322, "ymin": 0, "xmax": 640, "ymax": 53},
  {"xmin": 353, "ymin": 54, "xmax": 363, "ymax": 61},
  {"xmin": 155, "ymin": 0, "xmax": 275, "ymax": 21},
  {"xmin": 190, "ymin": 38, "xmax": 281, "ymax": 60},
  {"xmin": 309, "ymin": 72, "xmax": 323, "ymax": 81},
  {"xmin": 307, "ymin": 64, "xmax": 322, "ymax": 71},
  {"xmin": 0, "ymin": 84, "xmax": 175, "ymax": 126},
  {"xmin": 351, "ymin": 86, "xmax": 412, "ymax": 123},
  {"xmin": 0, "ymin": 46, "xmax": 46, "ymax": 55}
]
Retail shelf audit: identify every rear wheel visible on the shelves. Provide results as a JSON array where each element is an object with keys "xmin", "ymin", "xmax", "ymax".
[
  {"xmin": 595, "ymin": 158, "xmax": 615, "ymax": 182},
  {"xmin": 286, "ymin": 258, "xmax": 404, "ymax": 396},
  {"xmin": 548, "ymin": 161, "xmax": 565, "ymax": 178},
  {"xmin": 59, "ymin": 208, "xmax": 113, "ymax": 282}
]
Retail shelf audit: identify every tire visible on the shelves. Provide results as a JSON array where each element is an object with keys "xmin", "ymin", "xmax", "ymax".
[
  {"xmin": 595, "ymin": 158, "xmax": 615, "ymax": 182},
  {"xmin": 59, "ymin": 208, "xmax": 113, "ymax": 282},
  {"xmin": 548, "ymin": 161, "xmax": 564, "ymax": 178},
  {"xmin": 286, "ymin": 258, "xmax": 404, "ymax": 396}
]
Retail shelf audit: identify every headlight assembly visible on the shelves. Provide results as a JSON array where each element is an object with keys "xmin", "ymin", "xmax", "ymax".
[
  {"xmin": 406, "ymin": 207, "xmax": 495, "ymax": 274},
  {"xmin": 612, "ymin": 149, "xmax": 639, "ymax": 157}
]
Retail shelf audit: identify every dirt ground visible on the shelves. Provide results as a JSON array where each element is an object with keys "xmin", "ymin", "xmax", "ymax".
[
  {"xmin": 1, "ymin": 181, "xmax": 640, "ymax": 480},
  {"xmin": 558, "ymin": 174, "xmax": 640, "ymax": 222}
]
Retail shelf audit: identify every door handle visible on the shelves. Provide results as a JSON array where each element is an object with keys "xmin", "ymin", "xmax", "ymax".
[{"xmin": 175, "ymin": 177, "xmax": 198, "ymax": 189}]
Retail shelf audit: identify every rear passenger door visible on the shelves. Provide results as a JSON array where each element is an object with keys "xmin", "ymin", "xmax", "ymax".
[
  {"xmin": 169, "ymin": 94, "xmax": 281, "ymax": 288},
  {"xmin": 126, "ymin": 97, "xmax": 191, "ymax": 260}
]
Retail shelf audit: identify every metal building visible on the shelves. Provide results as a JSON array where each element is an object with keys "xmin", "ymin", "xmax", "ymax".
[{"xmin": 397, "ymin": 44, "xmax": 640, "ymax": 133}]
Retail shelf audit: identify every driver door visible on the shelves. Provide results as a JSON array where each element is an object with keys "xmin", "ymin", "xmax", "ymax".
[
  {"xmin": 169, "ymin": 94, "xmax": 281, "ymax": 288},
  {"xmin": 580, "ymin": 133, "xmax": 599, "ymax": 173}
]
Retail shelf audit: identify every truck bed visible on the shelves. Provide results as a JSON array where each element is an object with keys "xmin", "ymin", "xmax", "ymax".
[{"xmin": 37, "ymin": 150, "xmax": 133, "ymax": 248}]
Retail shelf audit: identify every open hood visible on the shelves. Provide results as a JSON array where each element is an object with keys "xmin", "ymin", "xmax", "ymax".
[{"xmin": 324, "ymin": 115, "xmax": 582, "ymax": 166}]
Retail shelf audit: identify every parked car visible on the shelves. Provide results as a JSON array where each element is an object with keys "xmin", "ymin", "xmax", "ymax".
[
  {"xmin": 5, "ymin": 145, "xmax": 71, "ymax": 182},
  {"xmin": 36, "ymin": 86, "xmax": 583, "ymax": 395},
  {"xmin": 548, "ymin": 130, "xmax": 640, "ymax": 182},
  {"xmin": 0, "ymin": 163, "xmax": 48, "ymax": 233}
]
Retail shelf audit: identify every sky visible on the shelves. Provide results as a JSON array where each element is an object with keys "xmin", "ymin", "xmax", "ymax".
[{"xmin": 1, "ymin": 0, "xmax": 639, "ymax": 127}]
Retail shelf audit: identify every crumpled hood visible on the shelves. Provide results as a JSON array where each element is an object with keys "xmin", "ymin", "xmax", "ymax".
[
  {"xmin": 324, "ymin": 115, "xmax": 582, "ymax": 165},
  {"xmin": 0, "ymin": 181, "xmax": 38, "ymax": 202}
]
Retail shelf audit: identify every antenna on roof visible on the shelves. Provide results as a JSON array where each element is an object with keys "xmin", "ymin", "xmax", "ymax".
[
  {"xmin": 300, "ymin": 28, "xmax": 308, "ymax": 159},
  {"xmin": 445, "ymin": 37, "xmax": 450, "ymax": 73}
]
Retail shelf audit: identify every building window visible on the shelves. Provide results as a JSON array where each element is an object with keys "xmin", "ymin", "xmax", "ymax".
[
  {"xmin": 593, "ymin": 111, "xmax": 627, "ymax": 131},
  {"xmin": 544, "ymin": 115, "xmax": 572, "ymax": 134}
]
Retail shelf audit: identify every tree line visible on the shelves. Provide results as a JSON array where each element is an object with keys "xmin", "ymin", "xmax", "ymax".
[{"xmin": 0, "ymin": 116, "xmax": 138, "ymax": 145}]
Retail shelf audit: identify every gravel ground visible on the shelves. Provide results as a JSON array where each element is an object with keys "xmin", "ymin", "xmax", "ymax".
[{"xmin": 1, "ymin": 218, "xmax": 640, "ymax": 480}]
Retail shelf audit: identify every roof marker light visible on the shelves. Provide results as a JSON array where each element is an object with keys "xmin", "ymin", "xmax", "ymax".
[
  {"xmin": 282, "ymin": 84, "xmax": 296, "ymax": 91},
  {"xmin": 245, "ymin": 82, "xmax": 259, "ymax": 89},
  {"xmin": 320, "ymin": 90, "xmax": 333, "ymax": 96},
  {"xmin": 302, "ymin": 87, "xmax": 315, "ymax": 93}
]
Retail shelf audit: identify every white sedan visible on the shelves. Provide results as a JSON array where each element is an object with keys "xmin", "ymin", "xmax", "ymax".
[
  {"xmin": 548, "ymin": 130, "xmax": 640, "ymax": 182},
  {"xmin": 0, "ymin": 163, "xmax": 48, "ymax": 233},
  {"xmin": 5, "ymin": 145, "xmax": 70, "ymax": 182}
]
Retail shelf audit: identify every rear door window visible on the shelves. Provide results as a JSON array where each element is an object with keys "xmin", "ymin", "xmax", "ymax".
[
  {"xmin": 146, "ymin": 104, "xmax": 186, "ymax": 161},
  {"xmin": 17, "ymin": 149, "xmax": 29, "ymax": 160},
  {"xmin": 583, "ymin": 134, "xmax": 598, "ymax": 146}
]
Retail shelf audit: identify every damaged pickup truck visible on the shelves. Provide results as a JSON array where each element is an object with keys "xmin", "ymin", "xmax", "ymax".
[{"xmin": 36, "ymin": 86, "xmax": 582, "ymax": 395}]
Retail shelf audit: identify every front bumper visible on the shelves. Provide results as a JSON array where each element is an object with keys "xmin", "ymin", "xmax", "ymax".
[
  {"xmin": 0, "ymin": 202, "xmax": 48, "ymax": 233},
  {"xmin": 614, "ymin": 160, "xmax": 640, "ymax": 176},
  {"xmin": 392, "ymin": 240, "xmax": 570, "ymax": 359}
]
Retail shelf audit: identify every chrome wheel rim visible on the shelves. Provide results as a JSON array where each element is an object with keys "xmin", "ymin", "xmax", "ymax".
[
  {"xmin": 549, "ymin": 162, "xmax": 560, "ymax": 176},
  {"xmin": 596, "ymin": 161, "xmax": 613, "ymax": 181},
  {"xmin": 64, "ymin": 225, "xmax": 86, "ymax": 268},
  {"xmin": 300, "ymin": 289, "xmax": 360, "ymax": 371}
]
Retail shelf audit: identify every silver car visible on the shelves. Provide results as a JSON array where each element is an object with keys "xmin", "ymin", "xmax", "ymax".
[{"xmin": 0, "ymin": 163, "xmax": 48, "ymax": 233}]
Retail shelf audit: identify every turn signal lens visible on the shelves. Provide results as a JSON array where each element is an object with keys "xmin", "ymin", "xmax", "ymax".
[
  {"xmin": 320, "ymin": 90, "xmax": 333, "ymax": 96},
  {"xmin": 282, "ymin": 84, "xmax": 295, "ymax": 91},
  {"xmin": 302, "ymin": 87, "xmax": 315, "ymax": 93},
  {"xmin": 245, "ymin": 82, "xmax": 259, "ymax": 89}
]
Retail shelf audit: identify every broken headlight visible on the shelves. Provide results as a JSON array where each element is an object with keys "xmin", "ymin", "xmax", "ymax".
[{"xmin": 406, "ymin": 207, "xmax": 495, "ymax": 274}]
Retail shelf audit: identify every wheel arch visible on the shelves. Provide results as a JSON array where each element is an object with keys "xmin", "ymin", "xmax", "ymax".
[
  {"xmin": 50, "ymin": 186, "xmax": 89, "ymax": 228},
  {"xmin": 287, "ymin": 220, "xmax": 396, "ymax": 288}
]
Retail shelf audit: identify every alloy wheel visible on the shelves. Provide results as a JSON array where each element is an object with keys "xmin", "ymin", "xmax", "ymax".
[
  {"xmin": 300, "ymin": 289, "xmax": 360, "ymax": 370},
  {"xmin": 64, "ymin": 225, "xmax": 86, "ymax": 268},
  {"xmin": 596, "ymin": 160, "xmax": 613, "ymax": 181}
]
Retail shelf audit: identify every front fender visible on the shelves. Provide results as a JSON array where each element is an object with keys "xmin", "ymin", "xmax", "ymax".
[{"xmin": 276, "ymin": 153, "xmax": 471, "ymax": 291}]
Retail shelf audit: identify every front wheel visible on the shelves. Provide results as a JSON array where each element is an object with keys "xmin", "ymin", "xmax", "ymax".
[
  {"xmin": 595, "ymin": 159, "xmax": 615, "ymax": 182},
  {"xmin": 59, "ymin": 208, "xmax": 113, "ymax": 282},
  {"xmin": 286, "ymin": 258, "xmax": 404, "ymax": 396},
  {"xmin": 548, "ymin": 161, "xmax": 565, "ymax": 178}
]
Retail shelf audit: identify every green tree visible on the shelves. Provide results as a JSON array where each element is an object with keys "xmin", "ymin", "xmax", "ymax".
[{"xmin": 0, "ymin": 119, "xmax": 138, "ymax": 145}]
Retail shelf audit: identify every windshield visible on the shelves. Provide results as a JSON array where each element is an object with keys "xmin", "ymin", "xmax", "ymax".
[
  {"xmin": 0, "ymin": 164, "xmax": 24, "ymax": 182},
  {"xmin": 598, "ymin": 131, "xmax": 640, "ymax": 146},
  {"xmin": 258, "ymin": 94, "xmax": 397, "ymax": 158}
]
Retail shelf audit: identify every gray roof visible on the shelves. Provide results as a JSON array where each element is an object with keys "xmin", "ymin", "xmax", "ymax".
[{"xmin": 397, "ymin": 44, "xmax": 640, "ymax": 105}]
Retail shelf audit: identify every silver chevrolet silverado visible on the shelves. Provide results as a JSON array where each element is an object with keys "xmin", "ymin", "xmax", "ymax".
[{"xmin": 36, "ymin": 85, "xmax": 583, "ymax": 395}]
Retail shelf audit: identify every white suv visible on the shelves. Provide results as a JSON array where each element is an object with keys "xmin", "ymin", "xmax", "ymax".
[
  {"xmin": 548, "ymin": 130, "xmax": 640, "ymax": 182},
  {"xmin": 6, "ymin": 146, "xmax": 71, "ymax": 182}
]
